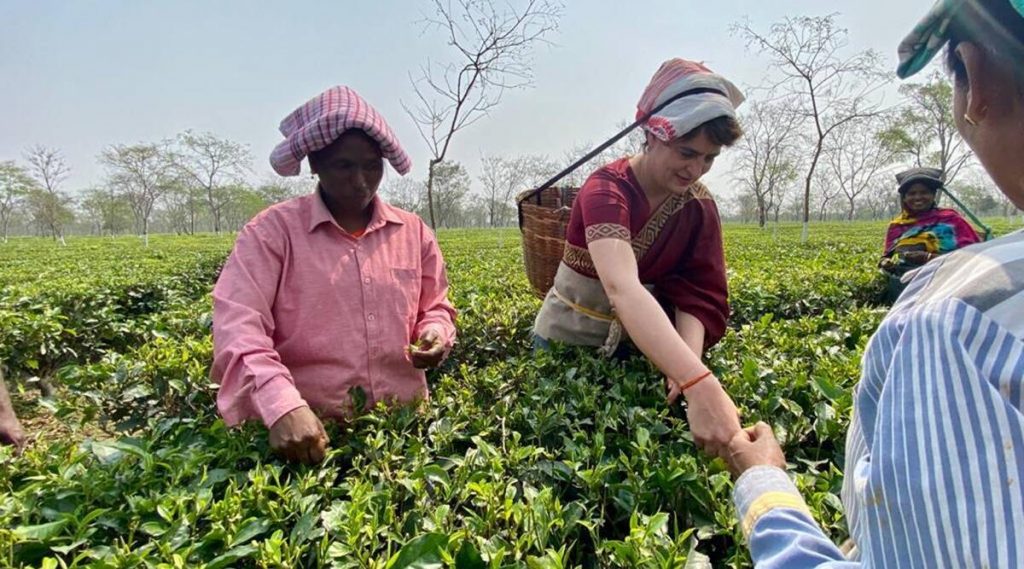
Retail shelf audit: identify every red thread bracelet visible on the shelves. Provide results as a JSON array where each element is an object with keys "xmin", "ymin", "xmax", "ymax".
[{"xmin": 678, "ymin": 370, "xmax": 713, "ymax": 392}]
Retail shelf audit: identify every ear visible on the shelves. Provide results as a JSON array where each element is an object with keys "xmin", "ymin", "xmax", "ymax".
[
  {"xmin": 957, "ymin": 42, "xmax": 994, "ymax": 123},
  {"xmin": 644, "ymin": 131, "xmax": 656, "ymax": 149}
]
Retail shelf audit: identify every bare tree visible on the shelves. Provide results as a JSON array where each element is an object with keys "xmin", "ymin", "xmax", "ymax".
[
  {"xmin": 0, "ymin": 161, "xmax": 36, "ymax": 243},
  {"xmin": 380, "ymin": 177, "xmax": 427, "ymax": 216},
  {"xmin": 771, "ymin": 182, "xmax": 795, "ymax": 224},
  {"xmin": 880, "ymin": 72, "xmax": 973, "ymax": 185},
  {"xmin": 478, "ymin": 154, "xmax": 559, "ymax": 226},
  {"xmin": 826, "ymin": 114, "xmax": 898, "ymax": 220},
  {"xmin": 729, "ymin": 191, "xmax": 759, "ymax": 223},
  {"xmin": 24, "ymin": 146, "xmax": 73, "ymax": 245},
  {"xmin": 159, "ymin": 180, "xmax": 205, "ymax": 235},
  {"xmin": 735, "ymin": 14, "xmax": 886, "ymax": 241},
  {"xmin": 863, "ymin": 180, "xmax": 900, "ymax": 221},
  {"xmin": 405, "ymin": 0, "xmax": 562, "ymax": 228},
  {"xmin": 24, "ymin": 188, "xmax": 75, "ymax": 242},
  {"xmin": 431, "ymin": 161, "xmax": 471, "ymax": 228},
  {"xmin": 256, "ymin": 174, "xmax": 309, "ymax": 204},
  {"xmin": 732, "ymin": 101, "xmax": 800, "ymax": 227},
  {"xmin": 812, "ymin": 168, "xmax": 843, "ymax": 222},
  {"xmin": 169, "ymin": 131, "xmax": 252, "ymax": 233},
  {"xmin": 100, "ymin": 143, "xmax": 174, "ymax": 246},
  {"xmin": 154, "ymin": 178, "xmax": 204, "ymax": 235},
  {"xmin": 557, "ymin": 120, "xmax": 645, "ymax": 188},
  {"xmin": 79, "ymin": 186, "xmax": 132, "ymax": 236}
]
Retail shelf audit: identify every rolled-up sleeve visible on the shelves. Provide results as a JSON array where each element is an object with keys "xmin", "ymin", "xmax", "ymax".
[
  {"xmin": 413, "ymin": 223, "xmax": 457, "ymax": 354},
  {"xmin": 211, "ymin": 222, "xmax": 307, "ymax": 428}
]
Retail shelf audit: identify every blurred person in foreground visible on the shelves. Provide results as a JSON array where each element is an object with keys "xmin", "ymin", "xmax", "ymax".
[{"xmin": 723, "ymin": 0, "xmax": 1024, "ymax": 566}]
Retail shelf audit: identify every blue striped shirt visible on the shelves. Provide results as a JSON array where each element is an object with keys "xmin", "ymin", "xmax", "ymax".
[{"xmin": 733, "ymin": 230, "xmax": 1024, "ymax": 568}]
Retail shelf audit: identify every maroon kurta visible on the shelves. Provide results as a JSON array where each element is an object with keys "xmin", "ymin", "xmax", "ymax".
[{"xmin": 561, "ymin": 158, "xmax": 729, "ymax": 347}]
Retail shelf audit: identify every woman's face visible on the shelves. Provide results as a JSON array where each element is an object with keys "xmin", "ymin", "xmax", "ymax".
[
  {"xmin": 645, "ymin": 130, "xmax": 721, "ymax": 194},
  {"xmin": 902, "ymin": 183, "xmax": 937, "ymax": 214},
  {"xmin": 309, "ymin": 130, "xmax": 384, "ymax": 212}
]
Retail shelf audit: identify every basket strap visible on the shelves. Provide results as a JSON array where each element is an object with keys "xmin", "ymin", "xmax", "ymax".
[
  {"xmin": 519, "ymin": 87, "xmax": 727, "ymax": 207},
  {"xmin": 520, "ymin": 86, "xmax": 729, "ymax": 229}
]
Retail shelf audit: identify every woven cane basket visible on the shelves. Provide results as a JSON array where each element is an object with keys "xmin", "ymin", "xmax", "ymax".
[{"xmin": 517, "ymin": 187, "xmax": 578, "ymax": 299}]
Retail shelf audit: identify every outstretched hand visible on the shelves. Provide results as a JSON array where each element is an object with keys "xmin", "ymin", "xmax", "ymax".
[
  {"xmin": 722, "ymin": 421, "xmax": 787, "ymax": 478},
  {"xmin": 671, "ymin": 375, "xmax": 742, "ymax": 458}
]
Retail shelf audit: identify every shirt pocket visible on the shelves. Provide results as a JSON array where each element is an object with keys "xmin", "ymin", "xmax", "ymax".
[{"xmin": 390, "ymin": 267, "xmax": 422, "ymax": 326}]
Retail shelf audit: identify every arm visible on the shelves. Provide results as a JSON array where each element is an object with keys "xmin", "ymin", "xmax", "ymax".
[
  {"xmin": 0, "ymin": 372, "xmax": 25, "ymax": 453},
  {"xmin": 729, "ymin": 299, "xmax": 1024, "ymax": 568},
  {"xmin": 410, "ymin": 224, "xmax": 457, "ymax": 368},
  {"xmin": 212, "ymin": 223, "xmax": 327, "ymax": 463},
  {"xmin": 728, "ymin": 427, "xmax": 857, "ymax": 569},
  {"xmin": 657, "ymin": 200, "xmax": 730, "ymax": 349},
  {"xmin": 589, "ymin": 238, "xmax": 740, "ymax": 455},
  {"xmin": 675, "ymin": 310, "xmax": 705, "ymax": 355},
  {"xmin": 212, "ymin": 223, "xmax": 306, "ymax": 428},
  {"xmin": 857, "ymin": 300, "xmax": 1024, "ymax": 568}
]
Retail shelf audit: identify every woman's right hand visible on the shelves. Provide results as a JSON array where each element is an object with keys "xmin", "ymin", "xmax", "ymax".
[
  {"xmin": 269, "ymin": 406, "xmax": 329, "ymax": 465},
  {"xmin": 674, "ymin": 376, "xmax": 742, "ymax": 458}
]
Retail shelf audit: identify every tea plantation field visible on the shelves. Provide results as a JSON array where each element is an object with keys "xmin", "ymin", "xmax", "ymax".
[{"xmin": 0, "ymin": 221, "xmax": 1017, "ymax": 568}]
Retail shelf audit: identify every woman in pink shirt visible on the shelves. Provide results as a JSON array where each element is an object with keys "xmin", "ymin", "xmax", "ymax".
[{"xmin": 212, "ymin": 86, "xmax": 457, "ymax": 464}]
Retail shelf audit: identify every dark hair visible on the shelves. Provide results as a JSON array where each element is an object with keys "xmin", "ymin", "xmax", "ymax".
[
  {"xmin": 946, "ymin": 0, "xmax": 1024, "ymax": 88},
  {"xmin": 680, "ymin": 115, "xmax": 744, "ymax": 147}
]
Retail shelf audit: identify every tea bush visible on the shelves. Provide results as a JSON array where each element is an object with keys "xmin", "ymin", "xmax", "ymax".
[{"xmin": 1, "ymin": 221, "xmax": 985, "ymax": 567}]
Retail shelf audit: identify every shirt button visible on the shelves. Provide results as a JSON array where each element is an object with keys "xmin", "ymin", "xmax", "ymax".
[
  {"xmin": 367, "ymin": 314, "xmax": 375, "ymax": 321},
  {"xmin": 364, "ymin": 277, "xmax": 371, "ymax": 284}
]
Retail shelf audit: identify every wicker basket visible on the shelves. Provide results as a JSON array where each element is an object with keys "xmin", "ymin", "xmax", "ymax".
[{"xmin": 517, "ymin": 186, "xmax": 578, "ymax": 299}]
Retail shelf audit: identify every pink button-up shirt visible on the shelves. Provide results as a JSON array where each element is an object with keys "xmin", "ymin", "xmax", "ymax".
[{"xmin": 211, "ymin": 191, "xmax": 457, "ymax": 428}]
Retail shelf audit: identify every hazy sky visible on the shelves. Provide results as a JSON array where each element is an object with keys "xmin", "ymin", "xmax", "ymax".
[{"xmin": 0, "ymin": 0, "xmax": 939, "ymax": 200}]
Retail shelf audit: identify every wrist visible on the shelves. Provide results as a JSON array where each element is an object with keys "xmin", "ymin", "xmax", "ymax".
[
  {"xmin": 682, "ymin": 374, "xmax": 721, "ymax": 400},
  {"xmin": 671, "ymin": 364, "xmax": 711, "ymax": 388}
]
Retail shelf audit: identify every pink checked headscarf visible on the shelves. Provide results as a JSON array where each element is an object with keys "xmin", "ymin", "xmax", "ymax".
[
  {"xmin": 636, "ymin": 59, "xmax": 745, "ymax": 142},
  {"xmin": 270, "ymin": 86, "xmax": 412, "ymax": 177}
]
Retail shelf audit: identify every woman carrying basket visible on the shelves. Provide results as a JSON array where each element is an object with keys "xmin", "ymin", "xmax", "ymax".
[{"xmin": 533, "ymin": 59, "xmax": 744, "ymax": 456}]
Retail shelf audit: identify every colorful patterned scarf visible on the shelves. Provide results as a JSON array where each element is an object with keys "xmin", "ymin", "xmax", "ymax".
[{"xmin": 884, "ymin": 207, "xmax": 982, "ymax": 256}]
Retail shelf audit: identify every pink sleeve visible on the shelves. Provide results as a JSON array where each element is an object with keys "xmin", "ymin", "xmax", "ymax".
[
  {"xmin": 413, "ymin": 223, "xmax": 457, "ymax": 354},
  {"xmin": 211, "ymin": 221, "xmax": 307, "ymax": 428}
]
